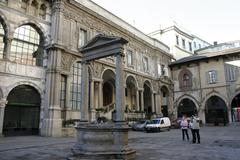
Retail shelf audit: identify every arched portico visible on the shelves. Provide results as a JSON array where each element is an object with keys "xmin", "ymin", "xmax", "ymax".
[
  {"xmin": 231, "ymin": 92, "xmax": 240, "ymax": 122},
  {"xmin": 102, "ymin": 69, "xmax": 115, "ymax": 107},
  {"xmin": 3, "ymin": 85, "xmax": 41, "ymax": 136},
  {"xmin": 177, "ymin": 98, "xmax": 198, "ymax": 118},
  {"xmin": 205, "ymin": 96, "xmax": 229, "ymax": 125},
  {"xmin": 160, "ymin": 86, "xmax": 170, "ymax": 117},
  {"xmin": 143, "ymin": 80, "xmax": 153, "ymax": 118},
  {"xmin": 125, "ymin": 75, "xmax": 138, "ymax": 111}
]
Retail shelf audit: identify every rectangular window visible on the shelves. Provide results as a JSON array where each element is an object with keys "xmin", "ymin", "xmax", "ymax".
[
  {"xmin": 71, "ymin": 62, "xmax": 82, "ymax": 110},
  {"xmin": 157, "ymin": 64, "xmax": 162, "ymax": 76},
  {"xmin": 194, "ymin": 42, "xmax": 197, "ymax": 49},
  {"xmin": 189, "ymin": 42, "xmax": 192, "ymax": 52},
  {"xmin": 182, "ymin": 39, "xmax": 185, "ymax": 49},
  {"xmin": 143, "ymin": 56, "xmax": 149, "ymax": 72},
  {"xmin": 198, "ymin": 44, "xmax": 201, "ymax": 49},
  {"xmin": 127, "ymin": 50, "xmax": 133, "ymax": 65},
  {"xmin": 227, "ymin": 65, "xmax": 236, "ymax": 81},
  {"xmin": 60, "ymin": 75, "xmax": 67, "ymax": 108},
  {"xmin": 78, "ymin": 29, "xmax": 87, "ymax": 48},
  {"xmin": 176, "ymin": 35, "xmax": 179, "ymax": 45},
  {"xmin": 208, "ymin": 70, "xmax": 217, "ymax": 84},
  {"xmin": 161, "ymin": 64, "xmax": 165, "ymax": 75}
]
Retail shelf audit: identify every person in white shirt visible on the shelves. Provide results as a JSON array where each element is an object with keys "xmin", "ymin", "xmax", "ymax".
[{"xmin": 190, "ymin": 114, "xmax": 200, "ymax": 144}]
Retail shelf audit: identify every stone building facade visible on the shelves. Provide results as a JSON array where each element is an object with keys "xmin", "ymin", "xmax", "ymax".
[
  {"xmin": 170, "ymin": 41, "xmax": 240, "ymax": 124},
  {"xmin": 148, "ymin": 21, "xmax": 211, "ymax": 60},
  {"xmin": 0, "ymin": 0, "xmax": 173, "ymax": 137}
]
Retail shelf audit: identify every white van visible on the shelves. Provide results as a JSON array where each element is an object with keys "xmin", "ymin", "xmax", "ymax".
[{"xmin": 145, "ymin": 117, "xmax": 171, "ymax": 132}]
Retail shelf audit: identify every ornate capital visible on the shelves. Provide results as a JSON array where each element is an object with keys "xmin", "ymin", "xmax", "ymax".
[{"xmin": 0, "ymin": 99, "xmax": 7, "ymax": 108}]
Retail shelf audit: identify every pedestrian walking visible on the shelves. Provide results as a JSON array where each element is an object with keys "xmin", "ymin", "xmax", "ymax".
[
  {"xmin": 190, "ymin": 114, "xmax": 201, "ymax": 144},
  {"xmin": 180, "ymin": 115, "xmax": 189, "ymax": 141}
]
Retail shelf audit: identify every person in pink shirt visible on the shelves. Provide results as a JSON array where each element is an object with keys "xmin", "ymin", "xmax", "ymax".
[{"xmin": 180, "ymin": 115, "xmax": 189, "ymax": 141}]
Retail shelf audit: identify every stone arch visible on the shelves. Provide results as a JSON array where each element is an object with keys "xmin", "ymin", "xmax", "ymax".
[
  {"xmin": 230, "ymin": 89, "xmax": 240, "ymax": 122},
  {"xmin": 143, "ymin": 80, "xmax": 152, "ymax": 116},
  {"xmin": 12, "ymin": 20, "xmax": 48, "ymax": 45},
  {"xmin": 101, "ymin": 67, "xmax": 116, "ymax": 80},
  {"xmin": 102, "ymin": 69, "xmax": 116, "ymax": 107},
  {"xmin": 176, "ymin": 94, "xmax": 200, "ymax": 111},
  {"xmin": 230, "ymin": 88, "xmax": 240, "ymax": 104},
  {"xmin": 3, "ymin": 84, "xmax": 42, "ymax": 136},
  {"xmin": 125, "ymin": 74, "xmax": 138, "ymax": 88},
  {"xmin": 5, "ymin": 81, "xmax": 43, "ymax": 100},
  {"xmin": 143, "ymin": 79, "xmax": 153, "ymax": 91},
  {"xmin": 202, "ymin": 92, "xmax": 229, "ymax": 110},
  {"xmin": 125, "ymin": 75, "xmax": 138, "ymax": 111},
  {"xmin": 205, "ymin": 95, "xmax": 229, "ymax": 124},
  {"xmin": 0, "ymin": 10, "xmax": 10, "ymax": 36},
  {"xmin": 160, "ymin": 85, "xmax": 171, "ymax": 117},
  {"xmin": 176, "ymin": 95, "xmax": 199, "ymax": 118}
]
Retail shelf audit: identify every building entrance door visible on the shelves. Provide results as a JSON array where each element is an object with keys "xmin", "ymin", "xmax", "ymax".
[{"xmin": 3, "ymin": 85, "xmax": 41, "ymax": 136}]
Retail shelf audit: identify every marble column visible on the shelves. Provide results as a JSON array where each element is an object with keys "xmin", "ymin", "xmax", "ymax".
[
  {"xmin": 3, "ymin": 36, "xmax": 13, "ymax": 60},
  {"xmin": 80, "ymin": 61, "xmax": 89, "ymax": 122},
  {"xmin": 90, "ymin": 80, "xmax": 96, "ymax": 122},
  {"xmin": 115, "ymin": 54, "xmax": 125, "ymax": 122},
  {"xmin": 98, "ymin": 81, "xmax": 103, "ymax": 108},
  {"xmin": 0, "ymin": 99, "xmax": 7, "ymax": 137},
  {"xmin": 135, "ymin": 89, "xmax": 139, "ymax": 111}
]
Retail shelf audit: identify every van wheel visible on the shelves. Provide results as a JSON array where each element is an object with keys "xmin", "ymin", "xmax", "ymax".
[{"xmin": 158, "ymin": 128, "xmax": 161, "ymax": 132}]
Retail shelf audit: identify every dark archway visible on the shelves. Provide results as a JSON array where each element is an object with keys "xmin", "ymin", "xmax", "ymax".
[
  {"xmin": 3, "ymin": 85, "xmax": 41, "ymax": 136},
  {"xmin": 126, "ymin": 76, "xmax": 137, "ymax": 111},
  {"xmin": 102, "ymin": 69, "xmax": 115, "ymax": 107},
  {"xmin": 178, "ymin": 98, "xmax": 197, "ymax": 118},
  {"xmin": 143, "ymin": 81, "xmax": 152, "ymax": 118},
  {"xmin": 161, "ymin": 86, "xmax": 169, "ymax": 117},
  {"xmin": 103, "ymin": 82, "xmax": 114, "ymax": 106},
  {"xmin": 205, "ymin": 96, "xmax": 228, "ymax": 125},
  {"xmin": 231, "ymin": 93, "xmax": 240, "ymax": 122}
]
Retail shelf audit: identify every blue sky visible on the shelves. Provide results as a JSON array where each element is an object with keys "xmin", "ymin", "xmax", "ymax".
[{"xmin": 91, "ymin": 0, "xmax": 240, "ymax": 44}]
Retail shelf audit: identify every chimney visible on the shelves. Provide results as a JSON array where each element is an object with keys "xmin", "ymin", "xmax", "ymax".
[{"xmin": 213, "ymin": 41, "xmax": 218, "ymax": 45}]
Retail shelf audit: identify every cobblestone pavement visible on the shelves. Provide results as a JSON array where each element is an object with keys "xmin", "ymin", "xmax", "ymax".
[{"xmin": 0, "ymin": 124, "xmax": 240, "ymax": 160}]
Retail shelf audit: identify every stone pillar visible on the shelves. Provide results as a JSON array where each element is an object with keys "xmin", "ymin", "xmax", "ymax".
[
  {"xmin": 0, "ymin": 99, "xmax": 7, "ymax": 137},
  {"xmin": 90, "ymin": 80, "xmax": 96, "ymax": 122},
  {"xmin": 151, "ymin": 93, "xmax": 155, "ymax": 113},
  {"xmin": 115, "ymin": 54, "xmax": 125, "ymax": 122},
  {"xmin": 156, "ymin": 94, "xmax": 162, "ymax": 115},
  {"xmin": 98, "ymin": 81, "xmax": 103, "ymax": 108},
  {"xmin": 41, "ymin": 48, "xmax": 62, "ymax": 137},
  {"xmin": 140, "ymin": 89, "xmax": 144, "ymax": 111},
  {"xmin": 80, "ymin": 61, "xmax": 89, "ymax": 122},
  {"xmin": 3, "ymin": 36, "xmax": 13, "ymax": 60},
  {"xmin": 135, "ymin": 89, "xmax": 140, "ymax": 111}
]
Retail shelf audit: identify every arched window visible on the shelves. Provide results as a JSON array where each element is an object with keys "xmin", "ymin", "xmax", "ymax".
[
  {"xmin": 0, "ymin": 22, "xmax": 4, "ymax": 59},
  {"xmin": 10, "ymin": 25, "xmax": 43, "ymax": 66},
  {"xmin": 183, "ymin": 74, "xmax": 190, "ymax": 87},
  {"xmin": 39, "ymin": 4, "xmax": 47, "ymax": 19},
  {"xmin": 70, "ymin": 62, "xmax": 82, "ymax": 110},
  {"xmin": 179, "ymin": 69, "xmax": 192, "ymax": 89}
]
